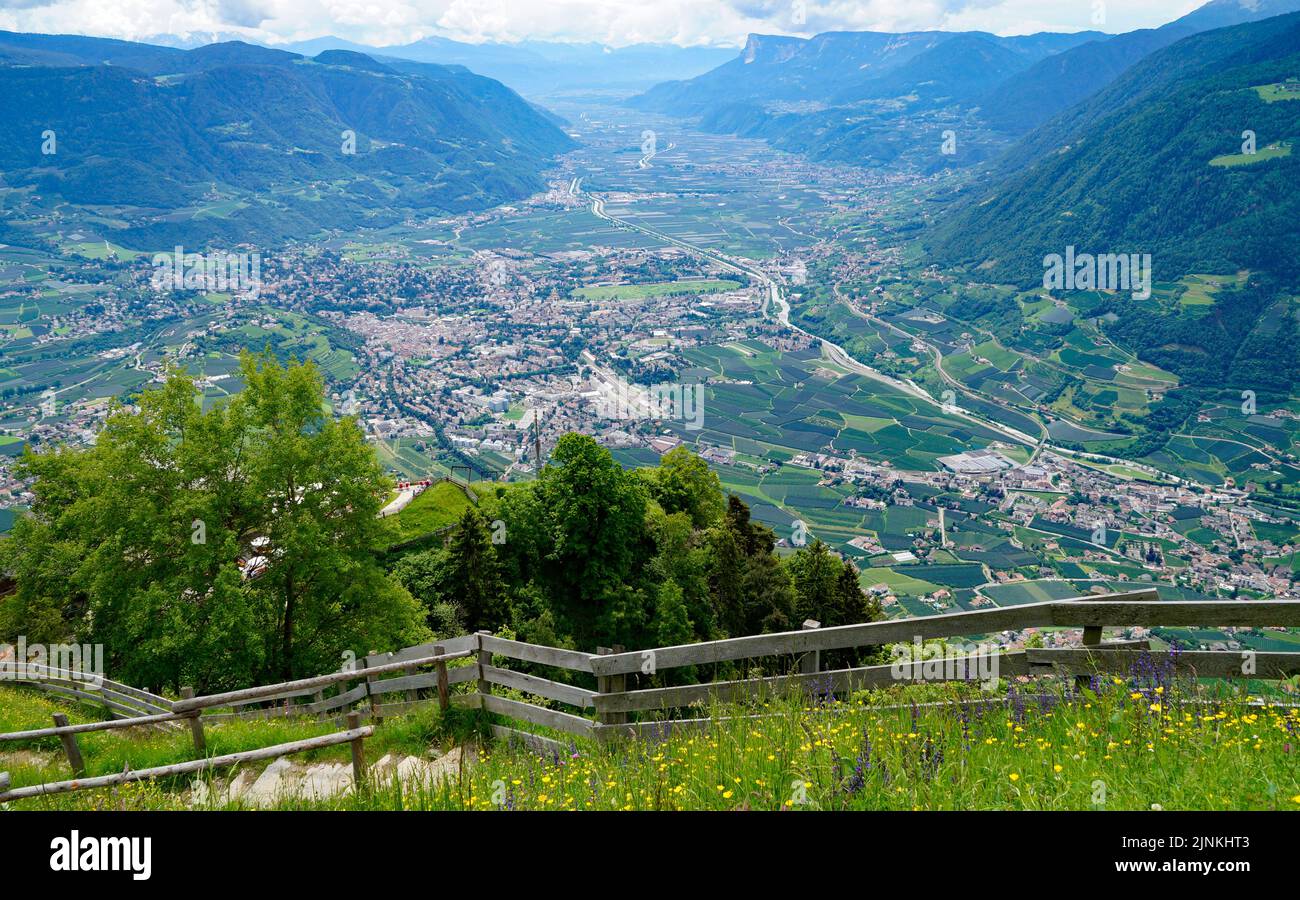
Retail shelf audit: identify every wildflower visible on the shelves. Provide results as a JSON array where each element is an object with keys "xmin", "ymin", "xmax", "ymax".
[{"xmin": 1009, "ymin": 773, "xmax": 1020, "ymax": 782}]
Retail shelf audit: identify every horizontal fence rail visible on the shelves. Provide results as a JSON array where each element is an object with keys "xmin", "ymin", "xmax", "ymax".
[
  {"xmin": 586, "ymin": 593, "xmax": 1300, "ymax": 676},
  {"xmin": 170, "ymin": 649, "xmax": 474, "ymax": 714},
  {"xmin": 0, "ymin": 711, "xmax": 181, "ymax": 743},
  {"xmin": 478, "ymin": 634, "xmax": 596, "ymax": 673},
  {"xmin": 3, "ymin": 663, "xmax": 176, "ymax": 722}
]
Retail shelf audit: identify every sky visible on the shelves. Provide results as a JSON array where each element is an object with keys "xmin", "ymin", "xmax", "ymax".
[{"xmin": 0, "ymin": 0, "xmax": 1210, "ymax": 48}]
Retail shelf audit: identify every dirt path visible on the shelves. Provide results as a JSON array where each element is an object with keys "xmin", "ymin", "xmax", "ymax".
[{"xmin": 189, "ymin": 746, "xmax": 471, "ymax": 808}]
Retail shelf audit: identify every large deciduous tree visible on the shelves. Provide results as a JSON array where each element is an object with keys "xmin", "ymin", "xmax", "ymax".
[{"xmin": 0, "ymin": 352, "xmax": 428, "ymax": 691}]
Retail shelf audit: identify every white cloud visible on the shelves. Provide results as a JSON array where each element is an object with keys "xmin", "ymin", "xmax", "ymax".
[{"xmin": 0, "ymin": 0, "xmax": 1204, "ymax": 47}]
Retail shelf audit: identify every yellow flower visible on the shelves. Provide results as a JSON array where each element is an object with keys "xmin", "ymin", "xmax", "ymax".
[
  {"xmin": 722, "ymin": 790, "xmax": 733, "ymax": 799},
  {"xmin": 1009, "ymin": 773, "xmax": 1020, "ymax": 782},
  {"xmin": 1053, "ymin": 764, "xmax": 1063, "ymax": 773}
]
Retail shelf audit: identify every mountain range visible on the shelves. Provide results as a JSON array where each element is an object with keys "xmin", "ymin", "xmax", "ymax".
[
  {"xmin": 629, "ymin": 0, "xmax": 1300, "ymax": 171},
  {"xmin": 926, "ymin": 11, "xmax": 1300, "ymax": 287},
  {"xmin": 278, "ymin": 35, "xmax": 736, "ymax": 95},
  {"xmin": 632, "ymin": 29, "xmax": 1105, "ymax": 113},
  {"xmin": 0, "ymin": 33, "xmax": 576, "ymax": 249}
]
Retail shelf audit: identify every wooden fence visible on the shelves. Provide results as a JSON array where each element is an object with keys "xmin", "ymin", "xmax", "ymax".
[
  {"xmin": 5, "ymin": 588, "xmax": 1300, "ymax": 801},
  {"xmin": 0, "ymin": 645, "xmax": 472, "ymax": 803},
  {"xmin": 5, "ymin": 663, "xmax": 176, "ymax": 722},
  {"xmin": 441, "ymin": 589, "xmax": 1300, "ymax": 742}
]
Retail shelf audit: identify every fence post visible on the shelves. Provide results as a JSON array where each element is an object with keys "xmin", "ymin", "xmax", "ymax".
[
  {"xmin": 403, "ymin": 662, "xmax": 418, "ymax": 705},
  {"xmin": 180, "ymin": 687, "xmax": 206, "ymax": 755},
  {"xmin": 476, "ymin": 630, "xmax": 492, "ymax": 702},
  {"xmin": 346, "ymin": 711, "xmax": 367, "ymax": 788},
  {"xmin": 1074, "ymin": 588, "xmax": 1110, "ymax": 691},
  {"xmin": 799, "ymin": 620, "xmax": 821, "ymax": 675},
  {"xmin": 52, "ymin": 714, "xmax": 86, "ymax": 778},
  {"xmin": 595, "ymin": 646, "xmax": 627, "ymax": 729},
  {"xmin": 366, "ymin": 650, "xmax": 383, "ymax": 725},
  {"xmin": 1076, "ymin": 623, "xmax": 1104, "ymax": 691},
  {"xmin": 434, "ymin": 644, "xmax": 450, "ymax": 712}
]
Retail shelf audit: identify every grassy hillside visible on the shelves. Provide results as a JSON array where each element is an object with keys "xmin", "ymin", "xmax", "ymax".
[
  {"xmin": 387, "ymin": 481, "xmax": 475, "ymax": 544},
  {"xmin": 0, "ymin": 38, "xmax": 575, "ymax": 249},
  {"xmin": 4, "ymin": 668, "xmax": 1298, "ymax": 810}
]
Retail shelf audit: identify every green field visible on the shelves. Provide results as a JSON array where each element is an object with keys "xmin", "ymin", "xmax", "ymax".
[
  {"xmin": 649, "ymin": 338, "xmax": 1023, "ymax": 556},
  {"xmin": 1209, "ymin": 143, "xmax": 1292, "ymax": 167},
  {"xmin": 574, "ymin": 279, "xmax": 740, "ymax": 301},
  {"xmin": 1254, "ymin": 81, "xmax": 1300, "ymax": 102}
]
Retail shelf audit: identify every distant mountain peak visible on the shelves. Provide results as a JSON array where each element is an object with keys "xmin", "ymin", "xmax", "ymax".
[
  {"xmin": 312, "ymin": 49, "xmax": 394, "ymax": 74},
  {"xmin": 741, "ymin": 33, "xmax": 804, "ymax": 65},
  {"xmin": 186, "ymin": 40, "xmax": 299, "ymax": 68}
]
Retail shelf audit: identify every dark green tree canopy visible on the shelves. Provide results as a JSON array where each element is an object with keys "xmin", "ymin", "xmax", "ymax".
[{"xmin": 0, "ymin": 353, "xmax": 428, "ymax": 691}]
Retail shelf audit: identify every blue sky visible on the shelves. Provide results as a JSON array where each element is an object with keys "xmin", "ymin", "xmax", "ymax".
[{"xmin": 0, "ymin": 0, "xmax": 1208, "ymax": 47}]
